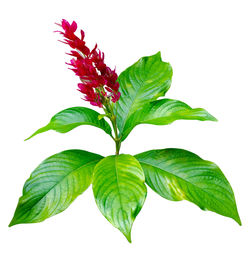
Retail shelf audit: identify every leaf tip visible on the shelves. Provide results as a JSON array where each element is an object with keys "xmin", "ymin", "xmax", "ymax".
[
  {"xmin": 210, "ymin": 115, "xmax": 218, "ymax": 122},
  {"xmin": 156, "ymin": 51, "xmax": 161, "ymax": 57},
  {"xmin": 204, "ymin": 111, "xmax": 218, "ymax": 122},
  {"xmin": 123, "ymin": 230, "xmax": 132, "ymax": 243},
  {"xmin": 120, "ymin": 222, "xmax": 134, "ymax": 243},
  {"xmin": 24, "ymin": 131, "xmax": 39, "ymax": 141},
  {"xmin": 24, "ymin": 135, "xmax": 32, "ymax": 141},
  {"xmin": 8, "ymin": 218, "xmax": 17, "ymax": 227},
  {"xmin": 234, "ymin": 214, "xmax": 242, "ymax": 226},
  {"xmin": 24, "ymin": 124, "xmax": 51, "ymax": 141}
]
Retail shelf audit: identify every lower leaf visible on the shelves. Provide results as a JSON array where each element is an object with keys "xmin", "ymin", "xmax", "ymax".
[
  {"xmin": 135, "ymin": 148, "xmax": 241, "ymax": 225},
  {"xmin": 92, "ymin": 154, "xmax": 147, "ymax": 242},
  {"xmin": 9, "ymin": 150, "xmax": 103, "ymax": 226}
]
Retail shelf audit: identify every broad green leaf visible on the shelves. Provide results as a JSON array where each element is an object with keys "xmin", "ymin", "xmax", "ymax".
[
  {"xmin": 9, "ymin": 150, "xmax": 103, "ymax": 226},
  {"xmin": 92, "ymin": 154, "xmax": 147, "ymax": 242},
  {"xmin": 121, "ymin": 99, "xmax": 217, "ymax": 140},
  {"xmin": 115, "ymin": 52, "xmax": 173, "ymax": 136},
  {"xmin": 25, "ymin": 106, "xmax": 112, "ymax": 140},
  {"xmin": 135, "ymin": 149, "xmax": 241, "ymax": 225}
]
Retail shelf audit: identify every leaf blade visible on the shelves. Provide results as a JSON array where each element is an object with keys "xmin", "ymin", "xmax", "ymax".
[
  {"xmin": 92, "ymin": 154, "xmax": 147, "ymax": 242},
  {"xmin": 135, "ymin": 148, "xmax": 241, "ymax": 225},
  {"xmin": 25, "ymin": 106, "xmax": 112, "ymax": 140},
  {"xmin": 122, "ymin": 99, "xmax": 217, "ymax": 140},
  {"xmin": 115, "ymin": 52, "xmax": 173, "ymax": 136},
  {"xmin": 9, "ymin": 150, "xmax": 103, "ymax": 226}
]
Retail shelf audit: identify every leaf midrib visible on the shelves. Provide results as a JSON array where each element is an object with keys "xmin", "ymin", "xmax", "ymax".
[{"xmin": 114, "ymin": 156, "xmax": 125, "ymax": 220}]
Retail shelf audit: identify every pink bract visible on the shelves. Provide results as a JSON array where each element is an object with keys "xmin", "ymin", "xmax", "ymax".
[{"xmin": 56, "ymin": 19, "xmax": 120, "ymax": 107}]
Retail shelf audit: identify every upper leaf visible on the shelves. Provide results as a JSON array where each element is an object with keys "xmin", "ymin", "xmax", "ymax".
[
  {"xmin": 9, "ymin": 150, "xmax": 103, "ymax": 226},
  {"xmin": 25, "ymin": 107, "xmax": 112, "ymax": 140},
  {"xmin": 115, "ymin": 52, "xmax": 173, "ymax": 136},
  {"xmin": 135, "ymin": 148, "xmax": 241, "ymax": 225},
  {"xmin": 92, "ymin": 154, "xmax": 147, "ymax": 242},
  {"xmin": 121, "ymin": 99, "xmax": 217, "ymax": 140}
]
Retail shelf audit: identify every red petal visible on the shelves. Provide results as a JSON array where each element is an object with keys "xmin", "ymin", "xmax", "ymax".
[{"xmin": 71, "ymin": 21, "xmax": 77, "ymax": 32}]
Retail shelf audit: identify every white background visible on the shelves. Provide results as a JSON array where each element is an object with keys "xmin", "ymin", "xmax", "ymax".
[{"xmin": 1, "ymin": 0, "xmax": 249, "ymax": 253}]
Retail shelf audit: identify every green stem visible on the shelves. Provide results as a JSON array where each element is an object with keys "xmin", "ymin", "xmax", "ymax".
[
  {"xmin": 103, "ymin": 102, "xmax": 121, "ymax": 155},
  {"xmin": 112, "ymin": 117, "xmax": 121, "ymax": 155},
  {"xmin": 110, "ymin": 113, "xmax": 121, "ymax": 155}
]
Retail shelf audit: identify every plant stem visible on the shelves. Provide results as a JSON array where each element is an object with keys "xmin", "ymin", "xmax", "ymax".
[
  {"xmin": 103, "ymin": 102, "xmax": 121, "ymax": 155},
  {"xmin": 110, "ymin": 112, "xmax": 121, "ymax": 155}
]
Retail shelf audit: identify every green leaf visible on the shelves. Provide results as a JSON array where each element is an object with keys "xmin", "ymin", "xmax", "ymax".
[
  {"xmin": 135, "ymin": 148, "xmax": 241, "ymax": 225},
  {"xmin": 9, "ymin": 150, "xmax": 103, "ymax": 226},
  {"xmin": 92, "ymin": 154, "xmax": 147, "ymax": 242},
  {"xmin": 25, "ymin": 107, "xmax": 112, "ymax": 140},
  {"xmin": 121, "ymin": 99, "xmax": 217, "ymax": 141},
  {"xmin": 115, "ymin": 52, "xmax": 173, "ymax": 137}
]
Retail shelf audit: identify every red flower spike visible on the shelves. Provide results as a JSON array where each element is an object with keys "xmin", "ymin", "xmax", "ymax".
[{"xmin": 56, "ymin": 19, "xmax": 120, "ymax": 107}]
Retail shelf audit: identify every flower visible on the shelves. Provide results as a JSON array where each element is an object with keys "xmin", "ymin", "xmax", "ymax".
[{"xmin": 56, "ymin": 19, "xmax": 120, "ymax": 107}]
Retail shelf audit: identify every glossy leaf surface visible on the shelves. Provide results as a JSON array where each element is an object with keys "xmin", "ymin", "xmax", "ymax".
[
  {"xmin": 115, "ymin": 52, "xmax": 173, "ymax": 137},
  {"xmin": 135, "ymin": 148, "xmax": 241, "ymax": 224},
  {"xmin": 92, "ymin": 154, "xmax": 147, "ymax": 242},
  {"xmin": 9, "ymin": 150, "xmax": 103, "ymax": 226},
  {"xmin": 25, "ymin": 107, "xmax": 112, "ymax": 140},
  {"xmin": 121, "ymin": 99, "xmax": 217, "ymax": 140}
]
